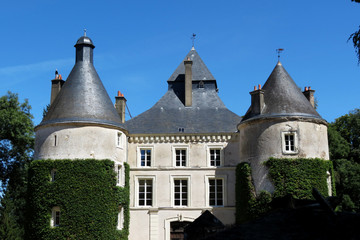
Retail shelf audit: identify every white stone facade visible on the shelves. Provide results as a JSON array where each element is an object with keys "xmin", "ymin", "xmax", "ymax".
[
  {"xmin": 34, "ymin": 123, "xmax": 127, "ymax": 164},
  {"xmin": 128, "ymin": 133, "xmax": 239, "ymax": 240}
]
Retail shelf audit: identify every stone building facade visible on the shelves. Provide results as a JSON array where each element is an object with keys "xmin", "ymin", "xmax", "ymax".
[{"xmin": 34, "ymin": 35, "xmax": 330, "ymax": 240}]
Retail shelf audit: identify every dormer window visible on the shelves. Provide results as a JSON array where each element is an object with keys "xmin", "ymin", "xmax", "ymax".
[{"xmin": 198, "ymin": 81, "xmax": 204, "ymax": 88}]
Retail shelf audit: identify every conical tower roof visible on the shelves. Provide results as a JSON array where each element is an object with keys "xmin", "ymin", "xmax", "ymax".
[
  {"xmin": 38, "ymin": 36, "xmax": 123, "ymax": 128},
  {"xmin": 242, "ymin": 61, "xmax": 323, "ymax": 122},
  {"xmin": 168, "ymin": 47, "xmax": 216, "ymax": 86}
]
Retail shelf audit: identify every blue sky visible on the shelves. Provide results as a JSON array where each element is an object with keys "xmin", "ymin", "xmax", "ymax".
[{"xmin": 0, "ymin": 0, "xmax": 359, "ymax": 126}]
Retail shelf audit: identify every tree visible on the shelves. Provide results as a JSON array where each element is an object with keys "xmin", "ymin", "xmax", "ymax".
[
  {"xmin": 330, "ymin": 108, "xmax": 360, "ymax": 163},
  {"xmin": 0, "ymin": 92, "xmax": 34, "ymax": 239},
  {"xmin": 328, "ymin": 108, "xmax": 360, "ymax": 212},
  {"xmin": 0, "ymin": 91, "xmax": 34, "ymax": 191},
  {"xmin": 350, "ymin": 0, "xmax": 360, "ymax": 63}
]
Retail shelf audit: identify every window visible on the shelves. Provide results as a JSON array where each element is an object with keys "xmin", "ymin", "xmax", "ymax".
[
  {"xmin": 138, "ymin": 179, "xmax": 153, "ymax": 206},
  {"xmin": 54, "ymin": 135, "xmax": 57, "ymax": 146},
  {"xmin": 51, "ymin": 169, "xmax": 57, "ymax": 182},
  {"xmin": 174, "ymin": 179, "xmax": 188, "ymax": 206},
  {"xmin": 209, "ymin": 179, "xmax": 223, "ymax": 206},
  {"xmin": 116, "ymin": 164, "xmax": 124, "ymax": 187},
  {"xmin": 140, "ymin": 149, "xmax": 151, "ymax": 167},
  {"xmin": 210, "ymin": 149, "xmax": 221, "ymax": 166},
  {"xmin": 282, "ymin": 131, "xmax": 298, "ymax": 154},
  {"xmin": 51, "ymin": 206, "xmax": 60, "ymax": 227},
  {"xmin": 117, "ymin": 132, "xmax": 122, "ymax": 147},
  {"xmin": 117, "ymin": 206, "xmax": 124, "ymax": 230},
  {"xmin": 175, "ymin": 149, "xmax": 187, "ymax": 167}
]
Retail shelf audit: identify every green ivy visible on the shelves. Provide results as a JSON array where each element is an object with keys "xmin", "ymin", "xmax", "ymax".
[
  {"xmin": 235, "ymin": 163, "xmax": 272, "ymax": 224},
  {"xmin": 26, "ymin": 159, "xmax": 130, "ymax": 240},
  {"xmin": 236, "ymin": 158, "xmax": 335, "ymax": 223},
  {"xmin": 265, "ymin": 158, "xmax": 336, "ymax": 199}
]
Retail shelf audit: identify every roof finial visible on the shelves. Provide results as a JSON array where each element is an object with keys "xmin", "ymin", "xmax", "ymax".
[
  {"xmin": 276, "ymin": 48, "xmax": 284, "ymax": 61},
  {"xmin": 84, "ymin": 28, "xmax": 87, "ymax": 36},
  {"xmin": 191, "ymin": 33, "xmax": 196, "ymax": 49}
]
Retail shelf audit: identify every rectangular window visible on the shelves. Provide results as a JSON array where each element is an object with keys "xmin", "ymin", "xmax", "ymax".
[
  {"xmin": 282, "ymin": 131, "xmax": 298, "ymax": 154},
  {"xmin": 174, "ymin": 179, "xmax": 188, "ymax": 206},
  {"xmin": 175, "ymin": 149, "xmax": 187, "ymax": 167},
  {"xmin": 210, "ymin": 149, "xmax": 221, "ymax": 166},
  {"xmin": 116, "ymin": 165, "xmax": 123, "ymax": 186},
  {"xmin": 140, "ymin": 149, "xmax": 151, "ymax": 167},
  {"xmin": 51, "ymin": 206, "xmax": 60, "ymax": 227},
  {"xmin": 209, "ymin": 179, "xmax": 223, "ymax": 206},
  {"xmin": 285, "ymin": 134, "xmax": 294, "ymax": 152},
  {"xmin": 117, "ymin": 132, "xmax": 122, "ymax": 147},
  {"xmin": 117, "ymin": 206, "xmax": 124, "ymax": 230},
  {"xmin": 138, "ymin": 179, "xmax": 153, "ymax": 206}
]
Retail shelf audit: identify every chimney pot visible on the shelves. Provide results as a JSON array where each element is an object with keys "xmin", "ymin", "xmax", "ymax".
[
  {"xmin": 258, "ymin": 84, "xmax": 261, "ymax": 90},
  {"xmin": 115, "ymin": 91, "xmax": 126, "ymax": 123}
]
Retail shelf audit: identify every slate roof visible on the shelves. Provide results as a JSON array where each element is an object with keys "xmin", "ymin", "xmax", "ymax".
[
  {"xmin": 38, "ymin": 36, "xmax": 123, "ymax": 129},
  {"xmin": 168, "ymin": 47, "xmax": 217, "ymax": 86},
  {"xmin": 241, "ymin": 61, "xmax": 324, "ymax": 123},
  {"xmin": 124, "ymin": 49, "xmax": 241, "ymax": 134}
]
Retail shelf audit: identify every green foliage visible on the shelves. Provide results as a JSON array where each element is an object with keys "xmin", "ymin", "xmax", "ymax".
[
  {"xmin": 235, "ymin": 163, "xmax": 272, "ymax": 223},
  {"xmin": 27, "ymin": 159, "xmax": 129, "ymax": 240},
  {"xmin": 332, "ymin": 159, "xmax": 360, "ymax": 212},
  {"xmin": 236, "ymin": 159, "xmax": 334, "ymax": 223},
  {"xmin": 0, "ymin": 91, "xmax": 34, "ymax": 190},
  {"xmin": 0, "ymin": 165, "xmax": 28, "ymax": 240},
  {"xmin": 330, "ymin": 109, "xmax": 360, "ymax": 162},
  {"xmin": 265, "ymin": 158, "xmax": 335, "ymax": 199},
  {"xmin": 328, "ymin": 125, "xmax": 351, "ymax": 160},
  {"xmin": 0, "ymin": 91, "xmax": 34, "ymax": 239}
]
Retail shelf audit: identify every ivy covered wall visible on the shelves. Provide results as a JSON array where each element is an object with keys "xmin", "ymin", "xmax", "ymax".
[
  {"xmin": 236, "ymin": 158, "xmax": 335, "ymax": 223},
  {"xmin": 26, "ymin": 159, "xmax": 130, "ymax": 240}
]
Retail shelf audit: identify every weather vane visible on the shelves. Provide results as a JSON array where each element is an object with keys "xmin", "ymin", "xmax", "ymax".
[
  {"xmin": 276, "ymin": 48, "xmax": 284, "ymax": 61},
  {"xmin": 84, "ymin": 28, "xmax": 87, "ymax": 36},
  {"xmin": 191, "ymin": 33, "xmax": 196, "ymax": 47}
]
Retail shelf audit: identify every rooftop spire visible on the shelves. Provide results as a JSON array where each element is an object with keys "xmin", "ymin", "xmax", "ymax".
[
  {"xmin": 276, "ymin": 48, "xmax": 284, "ymax": 61},
  {"xmin": 191, "ymin": 33, "xmax": 196, "ymax": 48},
  {"xmin": 84, "ymin": 28, "xmax": 87, "ymax": 36}
]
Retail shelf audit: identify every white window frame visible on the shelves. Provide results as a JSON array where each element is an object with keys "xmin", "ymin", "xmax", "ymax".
[
  {"xmin": 205, "ymin": 175, "xmax": 227, "ymax": 207},
  {"xmin": 117, "ymin": 206, "xmax": 124, "ymax": 230},
  {"xmin": 281, "ymin": 131, "xmax": 298, "ymax": 154},
  {"xmin": 172, "ymin": 146, "xmax": 189, "ymax": 167},
  {"xmin": 137, "ymin": 146, "xmax": 154, "ymax": 167},
  {"xmin": 171, "ymin": 175, "xmax": 191, "ymax": 207},
  {"xmin": 135, "ymin": 176, "xmax": 156, "ymax": 207},
  {"xmin": 115, "ymin": 163, "xmax": 125, "ymax": 187},
  {"xmin": 50, "ymin": 169, "xmax": 57, "ymax": 182},
  {"xmin": 206, "ymin": 145, "xmax": 225, "ymax": 167},
  {"xmin": 51, "ymin": 206, "xmax": 61, "ymax": 227}
]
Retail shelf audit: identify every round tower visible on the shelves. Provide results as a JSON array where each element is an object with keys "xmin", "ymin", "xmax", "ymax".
[
  {"xmin": 34, "ymin": 35, "xmax": 127, "ymax": 162},
  {"xmin": 238, "ymin": 61, "xmax": 329, "ymax": 193}
]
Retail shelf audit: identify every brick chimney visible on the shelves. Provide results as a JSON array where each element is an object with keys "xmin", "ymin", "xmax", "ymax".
[
  {"xmin": 250, "ymin": 84, "xmax": 265, "ymax": 115},
  {"xmin": 303, "ymin": 86, "xmax": 315, "ymax": 108},
  {"xmin": 50, "ymin": 70, "xmax": 65, "ymax": 105},
  {"xmin": 115, "ymin": 91, "xmax": 127, "ymax": 123},
  {"xmin": 184, "ymin": 58, "xmax": 193, "ymax": 107}
]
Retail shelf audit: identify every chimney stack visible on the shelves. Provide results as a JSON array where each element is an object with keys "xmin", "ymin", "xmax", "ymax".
[
  {"xmin": 115, "ymin": 91, "xmax": 127, "ymax": 123},
  {"xmin": 303, "ymin": 86, "xmax": 315, "ymax": 108},
  {"xmin": 184, "ymin": 57, "xmax": 193, "ymax": 107},
  {"xmin": 250, "ymin": 85, "xmax": 265, "ymax": 115},
  {"xmin": 50, "ymin": 70, "xmax": 65, "ymax": 105}
]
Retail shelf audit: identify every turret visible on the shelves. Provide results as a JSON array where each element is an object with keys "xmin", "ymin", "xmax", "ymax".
[{"xmin": 238, "ymin": 61, "xmax": 329, "ymax": 193}]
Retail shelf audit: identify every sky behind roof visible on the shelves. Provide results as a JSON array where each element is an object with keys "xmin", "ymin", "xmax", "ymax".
[{"xmin": 0, "ymin": 0, "xmax": 359, "ymax": 126}]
